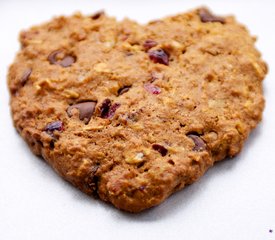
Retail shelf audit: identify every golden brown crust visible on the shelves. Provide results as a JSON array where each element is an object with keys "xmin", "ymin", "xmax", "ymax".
[{"xmin": 8, "ymin": 8, "xmax": 267, "ymax": 212}]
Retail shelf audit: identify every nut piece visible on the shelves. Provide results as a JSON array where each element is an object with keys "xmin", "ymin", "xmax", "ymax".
[
  {"xmin": 93, "ymin": 63, "xmax": 110, "ymax": 73},
  {"xmin": 125, "ymin": 152, "xmax": 144, "ymax": 164},
  {"xmin": 62, "ymin": 89, "xmax": 80, "ymax": 99}
]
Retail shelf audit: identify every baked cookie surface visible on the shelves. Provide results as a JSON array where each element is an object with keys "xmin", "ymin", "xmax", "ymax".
[{"xmin": 8, "ymin": 8, "xmax": 267, "ymax": 212}]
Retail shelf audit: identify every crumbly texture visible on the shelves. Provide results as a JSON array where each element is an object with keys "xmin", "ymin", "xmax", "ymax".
[{"xmin": 8, "ymin": 8, "xmax": 267, "ymax": 212}]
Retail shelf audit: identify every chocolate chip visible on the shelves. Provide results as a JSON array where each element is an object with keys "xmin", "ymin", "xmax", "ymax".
[
  {"xmin": 144, "ymin": 83, "xmax": 161, "ymax": 94},
  {"xmin": 99, "ymin": 99, "xmax": 121, "ymax": 119},
  {"xmin": 48, "ymin": 50, "xmax": 76, "ymax": 67},
  {"xmin": 148, "ymin": 49, "xmax": 169, "ymax": 65},
  {"xmin": 44, "ymin": 121, "xmax": 63, "ymax": 132},
  {"xmin": 143, "ymin": 39, "xmax": 158, "ymax": 51},
  {"xmin": 199, "ymin": 8, "xmax": 225, "ymax": 24},
  {"xmin": 48, "ymin": 50, "xmax": 61, "ymax": 64},
  {"xmin": 91, "ymin": 11, "xmax": 105, "ymax": 20},
  {"xmin": 187, "ymin": 134, "xmax": 206, "ymax": 152},
  {"xmin": 152, "ymin": 144, "xmax": 168, "ymax": 156},
  {"xmin": 20, "ymin": 68, "xmax": 32, "ymax": 86},
  {"xmin": 59, "ymin": 55, "xmax": 75, "ymax": 67},
  {"xmin": 118, "ymin": 86, "xmax": 131, "ymax": 95},
  {"xmin": 67, "ymin": 101, "xmax": 96, "ymax": 124}
]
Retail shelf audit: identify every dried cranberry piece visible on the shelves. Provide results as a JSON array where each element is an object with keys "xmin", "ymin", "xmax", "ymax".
[
  {"xmin": 99, "ymin": 99, "xmax": 111, "ymax": 118},
  {"xmin": 199, "ymin": 8, "xmax": 225, "ymax": 24},
  {"xmin": 152, "ymin": 144, "xmax": 168, "ymax": 156},
  {"xmin": 187, "ymin": 134, "xmax": 206, "ymax": 152},
  {"xmin": 99, "ymin": 99, "xmax": 120, "ymax": 119},
  {"xmin": 107, "ymin": 103, "xmax": 121, "ymax": 119},
  {"xmin": 44, "ymin": 121, "xmax": 63, "ymax": 132},
  {"xmin": 143, "ymin": 39, "xmax": 158, "ymax": 51},
  {"xmin": 144, "ymin": 83, "xmax": 161, "ymax": 94},
  {"xmin": 20, "ymin": 68, "xmax": 32, "ymax": 86},
  {"xmin": 148, "ymin": 49, "xmax": 169, "ymax": 65}
]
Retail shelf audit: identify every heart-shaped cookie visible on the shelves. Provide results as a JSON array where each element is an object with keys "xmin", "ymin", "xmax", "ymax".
[{"xmin": 8, "ymin": 8, "xmax": 267, "ymax": 212}]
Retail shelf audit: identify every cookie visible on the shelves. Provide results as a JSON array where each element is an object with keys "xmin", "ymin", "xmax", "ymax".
[{"xmin": 8, "ymin": 8, "xmax": 267, "ymax": 212}]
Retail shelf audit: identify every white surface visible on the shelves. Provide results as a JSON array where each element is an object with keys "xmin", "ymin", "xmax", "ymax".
[{"xmin": 0, "ymin": 0, "xmax": 274, "ymax": 239}]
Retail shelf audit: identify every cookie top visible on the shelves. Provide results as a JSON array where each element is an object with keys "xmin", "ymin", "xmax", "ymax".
[{"xmin": 8, "ymin": 8, "xmax": 267, "ymax": 212}]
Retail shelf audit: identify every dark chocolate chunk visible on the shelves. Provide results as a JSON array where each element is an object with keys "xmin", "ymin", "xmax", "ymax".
[
  {"xmin": 67, "ymin": 101, "xmax": 96, "ymax": 124},
  {"xmin": 118, "ymin": 86, "xmax": 131, "ymax": 95},
  {"xmin": 143, "ymin": 39, "xmax": 158, "ymax": 51},
  {"xmin": 148, "ymin": 49, "xmax": 169, "ymax": 65},
  {"xmin": 199, "ymin": 8, "xmax": 225, "ymax": 24},
  {"xmin": 152, "ymin": 144, "xmax": 168, "ymax": 156},
  {"xmin": 44, "ymin": 121, "xmax": 63, "ymax": 132},
  {"xmin": 144, "ymin": 83, "xmax": 161, "ymax": 94},
  {"xmin": 20, "ymin": 68, "xmax": 32, "ymax": 86},
  {"xmin": 187, "ymin": 134, "xmax": 206, "ymax": 152},
  {"xmin": 48, "ymin": 50, "xmax": 76, "ymax": 67}
]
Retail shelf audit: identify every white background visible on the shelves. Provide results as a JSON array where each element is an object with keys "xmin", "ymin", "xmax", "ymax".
[{"xmin": 0, "ymin": 1, "xmax": 274, "ymax": 239}]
